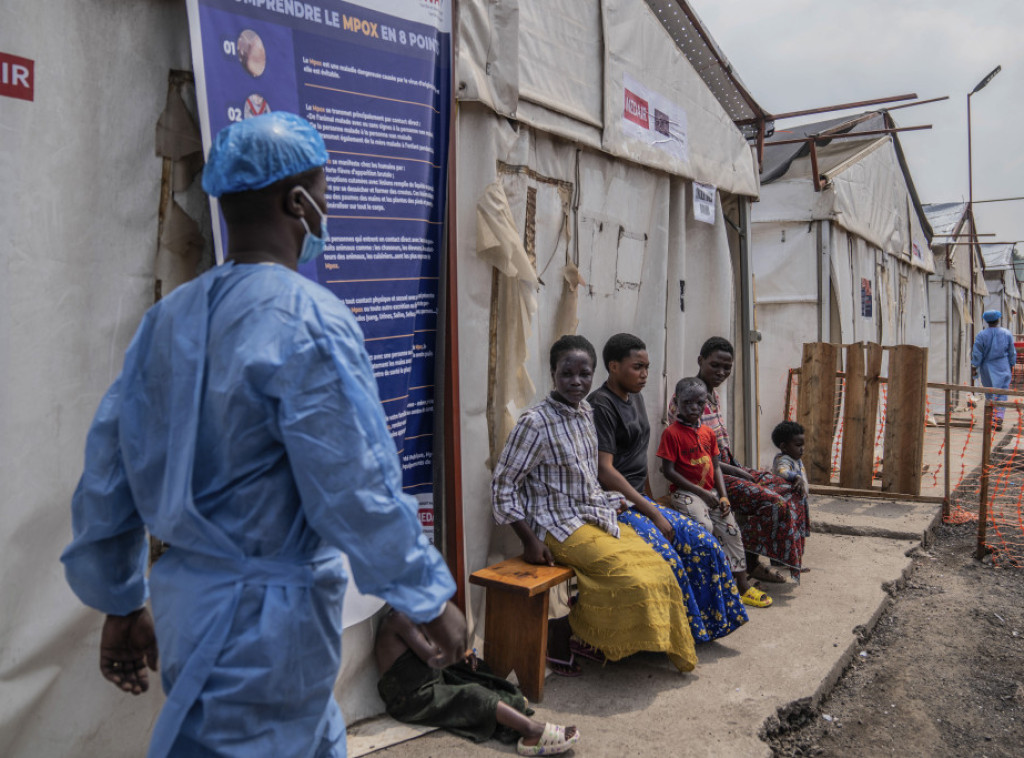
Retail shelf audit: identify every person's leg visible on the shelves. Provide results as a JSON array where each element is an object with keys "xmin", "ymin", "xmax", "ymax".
[
  {"xmin": 707, "ymin": 508, "xmax": 752, "ymax": 593},
  {"xmin": 496, "ymin": 701, "xmax": 578, "ymax": 745}
]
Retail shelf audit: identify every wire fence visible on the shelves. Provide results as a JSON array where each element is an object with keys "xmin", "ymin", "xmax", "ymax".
[{"xmin": 784, "ymin": 369, "xmax": 1024, "ymax": 568}]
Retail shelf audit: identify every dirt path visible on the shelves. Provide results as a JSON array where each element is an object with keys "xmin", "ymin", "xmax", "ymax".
[{"xmin": 765, "ymin": 522, "xmax": 1024, "ymax": 757}]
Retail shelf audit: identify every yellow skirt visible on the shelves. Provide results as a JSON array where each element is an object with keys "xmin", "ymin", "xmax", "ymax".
[{"xmin": 545, "ymin": 523, "xmax": 697, "ymax": 672}]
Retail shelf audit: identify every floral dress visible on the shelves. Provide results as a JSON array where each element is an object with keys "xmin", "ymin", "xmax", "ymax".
[
  {"xmin": 618, "ymin": 501, "xmax": 748, "ymax": 642},
  {"xmin": 702, "ymin": 391, "xmax": 808, "ymax": 580}
]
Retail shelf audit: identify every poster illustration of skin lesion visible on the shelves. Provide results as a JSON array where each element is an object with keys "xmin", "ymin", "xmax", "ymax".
[{"xmin": 237, "ymin": 29, "xmax": 266, "ymax": 77}]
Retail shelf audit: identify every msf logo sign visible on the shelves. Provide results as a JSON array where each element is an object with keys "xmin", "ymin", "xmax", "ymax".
[
  {"xmin": 0, "ymin": 52, "xmax": 33, "ymax": 102},
  {"xmin": 624, "ymin": 88, "xmax": 649, "ymax": 129}
]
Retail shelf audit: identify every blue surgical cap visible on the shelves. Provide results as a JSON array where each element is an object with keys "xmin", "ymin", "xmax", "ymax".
[
  {"xmin": 202, "ymin": 112, "xmax": 328, "ymax": 197},
  {"xmin": 984, "ymin": 309, "xmax": 1002, "ymax": 323}
]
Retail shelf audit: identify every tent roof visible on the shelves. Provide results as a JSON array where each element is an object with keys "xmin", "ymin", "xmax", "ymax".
[
  {"xmin": 759, "ymin": 110, "xmax": 933, "ymax": 243},
  {"xmin": 761, "ymin": 112, "xmax": 888, "ymax": 184},
  {"xmin": 644, "ymin": 0, "xmax": 770, "ymax": 128},
  {"xmin": 923, "ymin": 202, "xmax": 969, "ymax": 242},
  {"xmin": 981, "ymin": 243, "xmax": 1015, "ymax": 268}
]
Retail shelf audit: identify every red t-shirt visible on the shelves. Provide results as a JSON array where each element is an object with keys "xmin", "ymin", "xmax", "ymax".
[{"xmin": 657, "ymin": 422, "xmax": 719, "ymax": 491}]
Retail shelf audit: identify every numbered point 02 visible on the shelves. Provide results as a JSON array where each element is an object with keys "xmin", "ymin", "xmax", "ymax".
[{"xmin": 227, "ymin": 107, "xmax": 242, "ymax": 122}]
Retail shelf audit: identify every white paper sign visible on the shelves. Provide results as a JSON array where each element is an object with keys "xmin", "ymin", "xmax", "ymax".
[
  {"xmin": 622, "ymin": 73, "xmax": 688, "ymax": 162},
  {"xmin": 693, "ymin": 181, "xmax": 716, "ymax": 224}
]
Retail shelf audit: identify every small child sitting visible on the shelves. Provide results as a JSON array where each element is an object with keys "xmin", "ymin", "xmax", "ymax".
[
  {"xmin": 771, "ymin": 420, "xmax": 809, "ymax": 531},
  {"xmin": 375, "ymin": 608, "xmax": 580, "ymax": 756},
  {"xmin": 657, "ymin": 377, "xmax": 772, "ymax": 608}
]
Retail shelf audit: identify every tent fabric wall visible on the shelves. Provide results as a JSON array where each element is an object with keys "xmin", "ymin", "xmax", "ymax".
[{"xmin": 0, "ymin": 3, "xmax": 194, "ymax": 756}]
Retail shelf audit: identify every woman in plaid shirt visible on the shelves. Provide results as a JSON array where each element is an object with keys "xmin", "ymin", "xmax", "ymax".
[{"xmin": 492, "ymin": 335, "xmax": 697, "ymax": 676}]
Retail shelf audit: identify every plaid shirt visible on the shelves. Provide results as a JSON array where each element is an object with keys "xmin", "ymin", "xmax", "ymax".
[
  {"xmin": 701, "ymin": 389, "xmax": 736, "ymax": 465},
  {"xmin": 492, "ymin": 395, "xmax": 624, "ymax": 542}
]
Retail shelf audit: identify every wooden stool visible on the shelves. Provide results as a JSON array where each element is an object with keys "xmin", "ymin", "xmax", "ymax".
[{"xmin": 469, "ymin": 556, "xmax": 575, "ymax": 702}]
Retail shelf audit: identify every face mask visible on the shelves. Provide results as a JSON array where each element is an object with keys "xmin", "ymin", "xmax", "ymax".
[{"xmin": 296, "ymin": 186, "xmax": 329, "ymax": 264}]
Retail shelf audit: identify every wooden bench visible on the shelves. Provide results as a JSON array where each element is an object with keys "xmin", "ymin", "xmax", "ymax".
[{"xmin": 469, "ymin": 556, "xmax": 575, "ymax": 702}]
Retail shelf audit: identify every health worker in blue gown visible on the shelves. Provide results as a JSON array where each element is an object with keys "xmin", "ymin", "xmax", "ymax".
[
  {"xmin": 972, "ymin": 309, "xmax": 1018, "ymax": 430},
  {"xmin": 61, "ymin": 112, "xmax": 465, "ymax": 758}
]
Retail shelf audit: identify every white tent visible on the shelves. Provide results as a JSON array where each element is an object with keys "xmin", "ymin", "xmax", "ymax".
[
  {"xmin": 924, "ymin": 202, "xmax": 990, "ymax": 407},
  {"xmin": 981, "ymin": 243, "xmax": 1023, "ymax": 333},
  {"xmin": 0, "ymin": 0, "xmax": 763, "ymax": 754},
  {"xmin": 751, "ymin": 112, "xmax": 935, "ymax": 465}
]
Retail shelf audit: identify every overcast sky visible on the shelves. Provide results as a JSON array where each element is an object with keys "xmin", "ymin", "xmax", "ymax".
[{"xmin": 688, "ymin": 0, "xmax": 1024, "ymax": 245}]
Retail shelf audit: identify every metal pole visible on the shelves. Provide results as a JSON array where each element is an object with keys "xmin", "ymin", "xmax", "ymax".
[
  {"xmin": 943, "ymin": 387, "xmax": 951, "ymax": 519},
  {"xmin": 737, "ymin": 198, "xmax": 758, "ymax": 467},
  {"xmin": 967, "ymin": 92, "xmax": 977, "ymax": 350},
  {"xmin": 977, "ymin": 401, "xmax": 993, "ymax": 558}
]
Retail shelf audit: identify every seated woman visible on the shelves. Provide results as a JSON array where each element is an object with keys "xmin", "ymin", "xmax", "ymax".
[
  {"xmin": 589, "ymin": 333, "xmax": 747, "ymax": 642},
  {"xmin": 492, "ymin": 335, "xmax": 697, "ymax": 675},
  {"xmin": 696, "ymin": 337, "xmax": 808, "ymax": 581}
]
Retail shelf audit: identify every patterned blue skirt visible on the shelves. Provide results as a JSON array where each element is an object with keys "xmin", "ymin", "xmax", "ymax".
[{"xmin": 618, "ymin": 502, "xmax": 748, "ymax": 643}]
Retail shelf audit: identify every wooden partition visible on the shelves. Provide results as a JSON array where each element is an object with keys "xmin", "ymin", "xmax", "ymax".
[
  {"xmin": 839, "ymin": 342, "xmax": 883, "ymax": 489},
  {"xmin": 881, "ymin": 344, "xmax": 929, "ymax": 495},
  {"xmin": 796, "ymin": 342, "xmax": 839, "ymax": 484}
]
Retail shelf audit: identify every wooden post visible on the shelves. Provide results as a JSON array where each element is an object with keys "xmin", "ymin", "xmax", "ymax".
[
  {"xmin": 977, "ymin": 403, "xmax": 993, "ymax": 559},
  {"xmin": 839, "ymin": 343, "xmax": 881, "ymax": 489},
  {"xmin": 943, "ymin": 388, "xmax": 951, "ymax": 519},
  {"xmin": 797, "ymin": 342, "xmax": 839, "ymax": 484},
  {"xmin": 865, "ymin": 343, "xmax": 883, "ymax": 481},
  {"xmin": 881, "ymin": 345, "xmax": 929, "ymax": 495},
  {"xmin": 784, "ymin": 368, "xmax": 795, "ymax": 421}
]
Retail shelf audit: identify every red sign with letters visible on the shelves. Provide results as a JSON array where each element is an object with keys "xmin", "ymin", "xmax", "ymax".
[
  {"xmin": 1, "ymin": 52, "xmax": 34, "ymax": 102},
  {"xmin": 623, "ymin": 88, "xmax": 649, "ymax": 129}
]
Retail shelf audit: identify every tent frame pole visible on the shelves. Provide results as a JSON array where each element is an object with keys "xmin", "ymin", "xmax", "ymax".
[{"xmin": 737, "ymin": 198, "xmax": 758, "ymax": 466}]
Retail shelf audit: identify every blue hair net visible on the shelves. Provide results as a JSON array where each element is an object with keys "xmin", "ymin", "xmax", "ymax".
[
  {"xmin": 202, "ymin": 112, "xmax": 328, "ymax": 197},
  {"xmin": 984, "ymin": 309, "xmax": 1002, "ymax": 323}
]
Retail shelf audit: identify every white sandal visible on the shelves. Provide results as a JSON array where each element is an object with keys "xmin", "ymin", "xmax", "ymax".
[{"xmin": 517, "ymin": 722, "xmax": 580, "ymax": 756}]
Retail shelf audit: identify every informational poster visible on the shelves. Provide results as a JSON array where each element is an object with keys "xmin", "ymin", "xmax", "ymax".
[
  {"xmin": 693, "ymin": 181, "xmax": 715, "ymax": 225},
  {"xmin": 861, "ymin": 277, "xmax": 873, "ymax": 318},
  {"xmin": 186, "ymin": 0, "xmax": 450, "ymax": 554},
  {"xmin": 622, "ymin": 72, "xmax": 688, "ymax": 162}
]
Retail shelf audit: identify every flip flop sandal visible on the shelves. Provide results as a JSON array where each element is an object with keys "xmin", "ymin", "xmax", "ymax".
[
  {"xmin": 750, "ymin": 564, "xmax": 787, "ymax": 583},
  {"xmin": 740, "ymin": 587, "xmax": 773, "ymax": 608},
  {"xmin": 569, "ymin": 637, "xmax": 606, "ymax": 663},
  {"xmin": 545, "ymin": 654, "xmax": 582, "ymax": 677},
  {"xmin": 517, "ymin": 723, "xmax": 581, "ymax": 756}
]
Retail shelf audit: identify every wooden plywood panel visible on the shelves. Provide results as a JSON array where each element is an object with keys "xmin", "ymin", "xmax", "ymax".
[
  {"xmin": 839, "ymin": 342, "xmax": 882, "ymax": 488},
  {"xmin": 797, "ymin": 342, "xmax": 839, "ymax": 484},
  {"xmin": 881, "ymin": 345, "xmax": 928, "ymax": 494}
]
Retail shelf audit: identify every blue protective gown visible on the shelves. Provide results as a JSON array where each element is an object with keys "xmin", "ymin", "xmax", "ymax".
[
  {"xmin": 972, "ymin": 324, "xmax": 1018, "ymax": 420},
  {"xmin": 61, "ymin": 262, "xmax": 454, "ymax": 758}
]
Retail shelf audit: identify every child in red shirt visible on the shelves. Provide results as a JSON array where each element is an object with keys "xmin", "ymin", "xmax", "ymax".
[{"xmin": 657, "ymin": 377, "xmax": 772, "ymax": 608}]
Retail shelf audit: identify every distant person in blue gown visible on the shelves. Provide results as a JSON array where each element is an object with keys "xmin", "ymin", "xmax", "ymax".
[
  {"xmin": 972, "ymin": 310, "xmax": 1017, "ymax": 431},
  {"xmin": 61, "ymin": 112, "xmax": 465, "ymax": 758}
]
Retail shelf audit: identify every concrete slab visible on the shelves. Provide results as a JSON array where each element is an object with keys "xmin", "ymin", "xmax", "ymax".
[
  {"xmin": 367, "ymin": 532, "xmax": 917, "ymax": 758},
  {"xmin": 810, "ymin": 495, "xmax": 943, "ymax": 544}
]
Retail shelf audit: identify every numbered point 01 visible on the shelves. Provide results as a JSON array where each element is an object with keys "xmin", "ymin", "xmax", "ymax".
[
  {"xmin": 223, "ymin": 39, "xmax": 237, "ymax": 57},
  {"xmin": 227, "ymin": 107, "xmax": 242, "ymax": 122}
]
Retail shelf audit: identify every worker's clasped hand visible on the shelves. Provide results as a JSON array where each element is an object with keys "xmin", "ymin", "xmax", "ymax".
[
  {"xmin": 421, "ymin": 601, "xmax": 468, "ymax": 669},
  {"xmin": 100, "ymin": 607, "xmax": 159, "ymax": 695}
]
